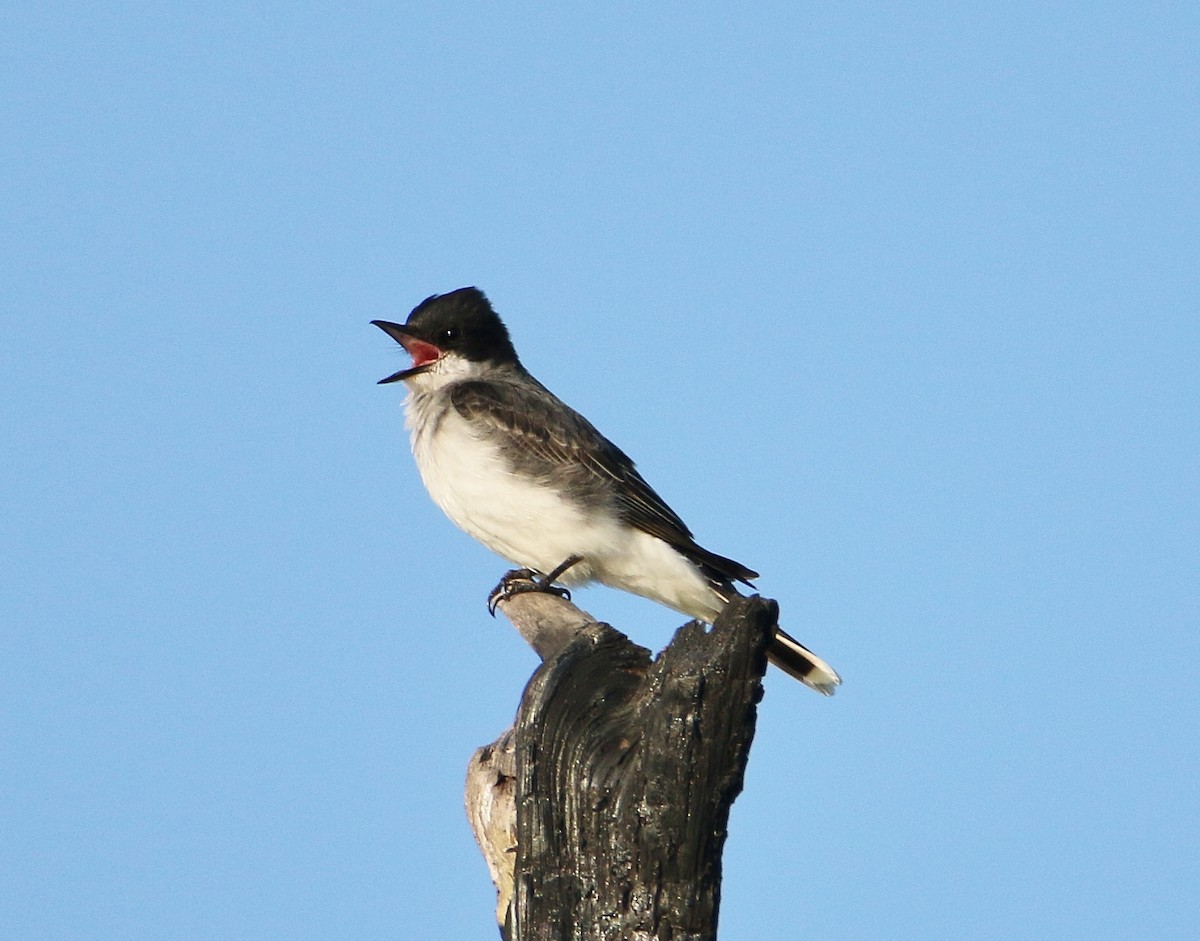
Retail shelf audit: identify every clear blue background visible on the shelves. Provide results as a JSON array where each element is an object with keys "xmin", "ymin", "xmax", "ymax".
[{"xmin": 3, "ymin": 4, "xmax": 1197, "ymax": 939}]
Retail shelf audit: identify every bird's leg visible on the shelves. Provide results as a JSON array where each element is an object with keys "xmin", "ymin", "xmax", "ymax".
[
  {"xmin": 542, "ymin": 554, "xmax": 583, "ymax": 585},
  {"xmin": 487, "ymin": 555, "xmax": 583, "ymax": 616}
]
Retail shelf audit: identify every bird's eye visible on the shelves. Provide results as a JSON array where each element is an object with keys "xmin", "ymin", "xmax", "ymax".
[{"xmin": 442, "ymin": 328, "xmax": 459, "ymax": 343}]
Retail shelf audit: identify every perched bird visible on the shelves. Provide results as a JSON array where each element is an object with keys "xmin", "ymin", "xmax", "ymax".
[{"xmin": 372, "ymin": 287, "xmax": 841, "ymax": 695}]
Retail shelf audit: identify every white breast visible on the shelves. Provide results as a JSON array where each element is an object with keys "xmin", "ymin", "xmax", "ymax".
[
  {"xmin": 401, "ymin": 372, "xmax": 723, "ymax": 622},
  {"xmin": 406, "ymin": 393, "xmax": 621, "ymax": 580}
]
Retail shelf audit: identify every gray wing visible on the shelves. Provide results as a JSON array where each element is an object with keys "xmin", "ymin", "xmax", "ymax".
[{"xmin": 450, "ymin": 378, "xmax": 758, "ymax": 587}]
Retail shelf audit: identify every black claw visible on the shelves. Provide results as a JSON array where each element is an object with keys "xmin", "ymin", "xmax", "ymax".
[
  {"xmin": 487, "ymin": 558, "xmax": 581, "ymax": 615},
  {"xmin": 487, "ymin": 568, "xmax": 537, "ymax": 616}
]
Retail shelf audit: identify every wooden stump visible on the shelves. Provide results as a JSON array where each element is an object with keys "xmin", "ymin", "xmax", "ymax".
[{"xmin": 467, "ymin": 580, "xmax": 776, "ymax": 940}]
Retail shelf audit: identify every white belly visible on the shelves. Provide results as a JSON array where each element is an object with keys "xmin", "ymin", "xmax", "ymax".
[
  {"xmin": 407, "ymin": 395, "xmax": 725, "ymax": 622},
  {"xmin": 411, "ymin": 406, "xmax": 616, "ymax": 578}
]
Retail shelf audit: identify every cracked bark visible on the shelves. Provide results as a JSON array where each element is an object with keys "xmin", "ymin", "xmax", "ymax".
[{"xmin": 466, "ymin": 584, "xmax": 775, "ymax": 940}]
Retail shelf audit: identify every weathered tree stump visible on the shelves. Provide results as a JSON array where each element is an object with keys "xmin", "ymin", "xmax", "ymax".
[{"xmin": 467, "ymin": 578, "xmax": 776, "ymax": 940}]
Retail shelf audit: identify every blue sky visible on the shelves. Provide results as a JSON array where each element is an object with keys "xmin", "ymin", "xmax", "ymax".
[{"xmin": 3, "ymin": 4, "xmax": 1197, "ymax": 939}]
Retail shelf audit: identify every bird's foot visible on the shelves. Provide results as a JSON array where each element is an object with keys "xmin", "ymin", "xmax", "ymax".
[
  {"xmin": 487, "ymin": 556, "xmax": 583, "ymax": 617},
  {"xmin": 487, "ymin": 572, "xmax": 568, "ymax": 616}
]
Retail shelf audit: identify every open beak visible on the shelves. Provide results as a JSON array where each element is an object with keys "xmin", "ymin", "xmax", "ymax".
[{"xmin": 371, "ymin": 320, "xmax": 443, "ymax": 383}]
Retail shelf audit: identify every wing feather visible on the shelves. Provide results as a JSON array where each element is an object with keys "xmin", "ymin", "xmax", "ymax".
[{"xmin": 450, "ymin": 378, "xmax": 757, "ymax": 586}]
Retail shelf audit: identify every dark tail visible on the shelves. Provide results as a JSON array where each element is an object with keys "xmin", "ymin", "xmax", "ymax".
[
  {"xmin": 768, "ymin": 628, "xmax": 842, "ymax": 696},
  {"xmin": 692, "ymin": 550, "xmax": 840, "ymax": 696}
]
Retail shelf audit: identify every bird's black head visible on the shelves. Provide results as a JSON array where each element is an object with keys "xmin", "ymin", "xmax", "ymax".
[{"xmin": 372, "ymin": 287, "xmax": 520, "ymax": 384}]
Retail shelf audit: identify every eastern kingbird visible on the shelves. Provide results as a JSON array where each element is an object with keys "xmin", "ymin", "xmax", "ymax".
[{"xmin": 372, "ymin": 287, "xmax": 841, "ymax": 695}]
